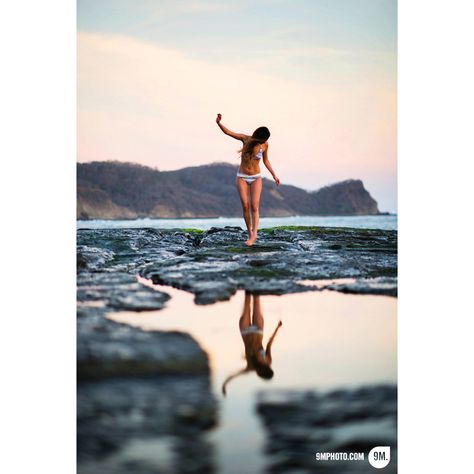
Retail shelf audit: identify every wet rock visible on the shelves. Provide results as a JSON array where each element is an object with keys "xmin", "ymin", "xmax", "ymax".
[
  {"xmin": 77, "ymin": 312, "xmax": 210, "ymax": 380},
  {"xmin": 78, "ymin": 434, "xmax": 216, "ymax": 474},
  {"xmin": 77, "ymin": 307, "xmax": 218, "ymax": 473},
  {"xmin": 327, "ymin": 277, "xmax": 398, "ymax": 297},
  {"xmin": 256, "ymin": 385, "xmax": 397, "ymax": 474},
  {"xmin": 77, "ymin": 271, "xmax": 170, "ymax": 313},
  {"xmin": 108, "ymin": 287, "xmax": 170, "ymax": 311},
  {"xmin": 77, "ymin": 309, "xmax": 218, "ymax": 473},
  {"xmin": 189, "ymin": 279, "xmax": 237, "ymax": 305},
  {"xmin": 77, "ymin": 226, "xmax": 397, "ymax": 305},
  {"xmin": 78, "ymin": 386, "xmax": 217, "ymax": 474},
  {"xmin": 199, "ymin": 225, "xmax": 244, "ymax": 245},
  {"xmin": 77, "ymin": 229, "xmax": 220, "ymax": 473},
  {"xmin": 238, "ymin": 278, "xmax": 315, "ymax": 296},
  {"xmin": 77, "ymin": 245, "xmax": 115, "ymax": 271}
]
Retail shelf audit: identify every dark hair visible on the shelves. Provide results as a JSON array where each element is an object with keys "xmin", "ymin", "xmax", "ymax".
[
  {"xmin": 255, "ymin": 363, "xmax": 274, "ymax": 380},
  {"xmin": 252, "ymin": 126, "xmax": 270, "ymax": 141},
  {"xmin": 240, "ymin": 126, "xmax": 271, "ymax": 160}
]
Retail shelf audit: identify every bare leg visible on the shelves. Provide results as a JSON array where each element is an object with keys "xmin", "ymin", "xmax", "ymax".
[
  {"xmin": 236, "ymin": 177, "xmax": 252, "ymax": 243},
  {"xmin": 247, "ymin": 178, "xmax": 262, "ymax": 246},
  {"xmin": 239, "ymin": 292, "xmax": 252, "ymax": 331},
  {"xmin": 251, "ymin": 294, "xmax": 264, "ymax": 330}
]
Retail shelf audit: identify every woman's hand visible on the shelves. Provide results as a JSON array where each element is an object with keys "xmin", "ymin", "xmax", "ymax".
[
  {"xmin": 216, "ymin": 113, "xmax": 222, "ymax": 124},
  {"xmin": 274, "ymin": 176, "xmax": 281, "ymax": 186}
]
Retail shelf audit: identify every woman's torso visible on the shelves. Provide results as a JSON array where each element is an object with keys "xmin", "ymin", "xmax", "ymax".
[
  {"xmin": 242, "ymin": 332, "xmax": 264, "ymax": 358},
  {"xmin": 239, "ymin": 138, "xmax": 267, "ymax": 175}
]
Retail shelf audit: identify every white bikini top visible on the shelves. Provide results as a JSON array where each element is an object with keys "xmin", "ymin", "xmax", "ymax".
[
  {"xmin": 241, "ymin": 324, "xmax": 263, "ymax": 335},
  {"xmin": 254, "ymin": 147, "xmax": 263, "ymax": 160}
]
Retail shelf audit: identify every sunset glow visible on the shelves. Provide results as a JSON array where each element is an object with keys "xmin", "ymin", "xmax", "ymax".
[{"xmin": 78, "ymin": 0, "xmax": 397, "ymax": 211}]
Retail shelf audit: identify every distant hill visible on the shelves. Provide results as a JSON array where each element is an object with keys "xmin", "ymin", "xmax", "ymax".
[{"xmin": 77, "ymin": 161, "xmax": 379, "ymax": 219}]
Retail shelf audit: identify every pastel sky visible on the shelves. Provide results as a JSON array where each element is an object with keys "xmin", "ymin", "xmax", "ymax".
[{"xmin": 78, "ymin": 0, "xmax": 397, "ymax": 212}]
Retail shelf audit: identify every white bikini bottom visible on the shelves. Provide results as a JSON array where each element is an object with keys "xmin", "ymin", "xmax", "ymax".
[{"xmin": 237, "ymin": 172, "xmax": 262, "ymax": 185}]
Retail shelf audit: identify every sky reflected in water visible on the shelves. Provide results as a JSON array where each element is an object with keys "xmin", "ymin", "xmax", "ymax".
[{"xmin": 109, "ymin": 284, "xmax": 396, "ymax": 473}]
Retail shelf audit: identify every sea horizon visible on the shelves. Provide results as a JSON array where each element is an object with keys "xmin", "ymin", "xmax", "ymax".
[{"xmin": 77, "ymin": 214, "xmax": 397, "ymax": 231}]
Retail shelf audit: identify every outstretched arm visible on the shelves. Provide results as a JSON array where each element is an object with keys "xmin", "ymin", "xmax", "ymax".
[
  {"xmin": 216, "ymin": 113, "xmax": 248, "ymax": 141},
  {"xmin": 265, "ymin": 320, "xmax": 283, "ymax": 360},
  {"xmin": 262, "ymin": 144, "xmax": 280, "ymax": 185},
  {"xmin": 222, "ymin": 367, "xmax": 248, "ymax": 396}
]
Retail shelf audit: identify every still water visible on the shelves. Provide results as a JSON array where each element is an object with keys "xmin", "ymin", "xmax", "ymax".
[{"xmin": 108, "ymin": 283, "xmax": 397, "ymax": 473}]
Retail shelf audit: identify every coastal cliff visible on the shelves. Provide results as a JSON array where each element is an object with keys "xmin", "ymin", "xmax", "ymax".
[{"xmin": 77, "ymin": 161, "xmax": 379, "ymax": 219}]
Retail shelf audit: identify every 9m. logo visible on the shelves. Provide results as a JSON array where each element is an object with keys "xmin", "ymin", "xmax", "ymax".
[{"xmin": 368, "ymin": 446, "xmax": 391, "ymax": 469}]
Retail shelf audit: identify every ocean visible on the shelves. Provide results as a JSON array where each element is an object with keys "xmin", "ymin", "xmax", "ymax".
[{"xmin": 77, "ymin": 214, "xmax": 397, "ymax": 231}]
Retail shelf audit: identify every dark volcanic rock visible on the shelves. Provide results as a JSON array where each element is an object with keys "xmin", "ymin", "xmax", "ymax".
[
  {"xmin": 327, "ymin": 276, "xmax": 398, "ymax": 297},
  {"xmin": 256, "ymin": 385, "xmax": 397, "ymax": 473},
  {"xmin": 77, "ymin": 227, "xmax": 219, "ymax": 473},
  {"xmin": 77, "ymin": 272, "xmax": 170, "ymax": 311},
  {"xmin": 77, "ymin": 309, "xmax": 209, "ymax": 380},
  {"xmin": 77, "ymin": 307, "xmax": 218, "ymax": 472},
  {"xmin": 76, "ymin": 305, "xmax": 217, "ymax": 472},
  {"xmin": 77, "ymin": 226, "xmax": 397, "ymax": 305},
  {"xmin": 76, "ymin": 228, "xmax": 173, "ymax": 310},
  {"xmin": 78, "ymin": 376, "xmax": 217, "ymax": 466}
]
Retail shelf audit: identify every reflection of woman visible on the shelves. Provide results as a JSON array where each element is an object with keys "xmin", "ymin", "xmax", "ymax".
[
  {"xmin": 222, "ymin": 292, "xmax": 282, "ymax": 396},
  {"xmin": 216, "ymin": 113, "xmax": 280, "ymax": 246}
]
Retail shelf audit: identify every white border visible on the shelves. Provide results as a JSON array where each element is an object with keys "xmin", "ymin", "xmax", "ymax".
[
  {"xmin": 2, "ymin": 0, "xmax": 474, "ymax": 472},
  {"xmin": 399, "ymin": 0, "xmax": 474, "ymax": 472},
  {"xmin": 1, "ymin": 1, "xmax": 76, "ymax": 472}
]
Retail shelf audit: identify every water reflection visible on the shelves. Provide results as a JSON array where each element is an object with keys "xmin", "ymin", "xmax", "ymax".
[
  {"xmin": 106, "ymin": 286, "xmax": 397, "ymax": 474},
  {"xmin": 223, "ymin": 292, "xmax": 282, "ymax": 395}
]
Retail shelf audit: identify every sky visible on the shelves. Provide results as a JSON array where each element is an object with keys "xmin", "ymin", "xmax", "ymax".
[{"xmin": 77, "ymin": 0, "xmax": 397, "ymax": 212}]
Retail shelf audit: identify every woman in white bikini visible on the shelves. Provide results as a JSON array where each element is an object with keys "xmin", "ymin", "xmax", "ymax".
[
  {"xmin": 222, "ymin": 292, "xmax": 283, "ymax": 396},
  {"xmin": 216, "ymin": 113, "xmax": 280, "ymax": 246}
]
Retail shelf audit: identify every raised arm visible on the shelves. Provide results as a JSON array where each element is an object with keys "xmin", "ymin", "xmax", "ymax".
[
  {"xmin": 265, "ymin": 320, "xmax": 283, "ymax": 360},
  {"xmin": 221, "ymin": 367, "xmax": 248, "ymax": 396},
  {"xmin": 262, "ymin": 144, "xmax": 280, "ymax": 185},
  {"xmin": 216, "ymin": 113, "xmax": 248, "ymax": 141}
]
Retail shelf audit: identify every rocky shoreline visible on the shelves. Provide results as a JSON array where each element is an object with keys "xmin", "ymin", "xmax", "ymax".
[
  {"xmin": 77, "ymin": 226, "xmax": 397, "ymax": 473},
  {"xmin": 78, "ymin": 225, "xmax": 397, "ymax": 307}
]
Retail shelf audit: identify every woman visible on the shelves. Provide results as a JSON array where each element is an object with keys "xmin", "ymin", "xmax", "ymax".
[
  {"xmin": 222, "ymin": 292, "xmax": 283, "ymax": 396},
  {"xmin": 216, "ymin": 113, "xmax": 280, "ymax": 246}
]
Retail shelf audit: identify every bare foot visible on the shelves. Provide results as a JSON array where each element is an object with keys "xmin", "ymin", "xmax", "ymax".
[
  {"xmin": 245, "ymin": 229, "xmax": 253, "ymax": 245},
  {"xmin": 246, "ymin": 233, "xmax": 257, "ymax": 246}
]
